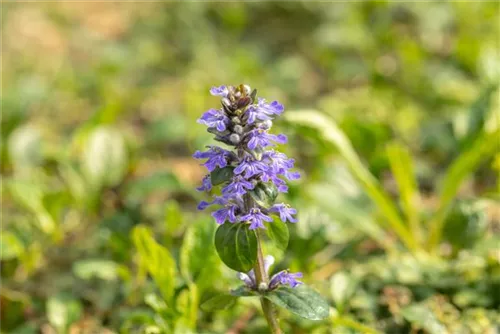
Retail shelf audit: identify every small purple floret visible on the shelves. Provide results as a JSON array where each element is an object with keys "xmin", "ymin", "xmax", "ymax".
[
  {"xmin": 212, "ymin": 204, "xmax": 238, "ymax": 224},
  {"xmin": 210, "ymin": 85, "xmax": 229, "ymax": 97},
  {"xmin": 270, "ymin": 203, "xmax": 298, "ymax": 223},
  {"xmin": 198, "ymin": 108, "xmax": 230, "ymax": 132},
  {"xmin": 234, "ymin": 156, "xmax": 269, "ymax": 179},
  {"xmin": 240, "ymin": 208, "xmax": 273, "ymax": 230},
  {"xmin": 193, "ymin": 146, "xmax": 230, "ymax": 172},
  {"xmin": 196, "ymin": 175, "xmax": 212, "ymax": 192},
  {"xmin": 269, "ymin": 270, "xmax": 303, "ymax": 289},
  {"xmin": 222, "ymin": 176, "xmax": 255, "ymax": 197}
]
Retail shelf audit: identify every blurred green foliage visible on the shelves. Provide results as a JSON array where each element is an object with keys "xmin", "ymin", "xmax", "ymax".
[{"xmin": 1, "ymin": 2, "xmax": 499, "ymax": 333}]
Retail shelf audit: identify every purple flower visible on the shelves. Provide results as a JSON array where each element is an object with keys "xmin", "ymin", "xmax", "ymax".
[
  {"xmin": 193, "ymin": 146, "xmax": 230, "ymax": 172},
  {"xmin": 234, "ymin": 156, "xmax": 268, "ymax": 178},
  {"xmin": 196, "ymin": 175, "xmax": 212, "ymax": 192},
  {"xmin": 270, "ymin": 203, "xmax": 297, "ymax": 223},
  {"xmin": 283, "ymin": 170, "xmax": 301, "ymax": 180},
  {"xmin": 212, "ymin": 204, "xmax": 238, "ymax": 224},
  {"xmin": 197, "ymin": 196, "xmax": 226, "ymax": 210},
  {"xmin": 198, "ymin": 108, "xmax": 229, "ymax": 131},
  {"xmin": 240, "ymin": 208, "xmax": 273, "ymax": 230},
  {"xmin": 210, "ymin": 85, "xmax": 229, "ymax": 97},
  {"xmin": 238, "ymin": 255, "xmax": 275, "ymax": 289},
  {"xmin": 237, "ymin": 255, "xmax": 303, "ymax": 290},
  {"xmin": 247, "ymin": 129, "xmax": 288, "ymax": 150},
  {"xmin": 261, "ymin": 171, "xmax": 288, "ymax": 193},
  {"xmin": 264, "ymin": 150, "xmax": 295, "ymax": 173},
  {"xmin": 246, "ymin": 98, "xmax": 284, "ymax": 124},
  {"xmin": 222, "ymin": 176, "xmax": 255, "ymax": 197},
  {"xmin": 269, "ymin": 270, "xmax": 303, "ymax": 289}
]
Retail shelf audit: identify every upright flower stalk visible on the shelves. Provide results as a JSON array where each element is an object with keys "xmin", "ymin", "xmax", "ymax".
[{"xmin": 195, "ymin": 84, "xmax": 329, "ymax": 332}]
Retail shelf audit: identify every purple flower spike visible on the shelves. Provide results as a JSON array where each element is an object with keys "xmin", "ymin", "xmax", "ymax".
[
  {"xmin": 210, "ymin": 85, "xmax": 229, "ymax": 97},
  {"xmin": 198, "ymin": 108, "xmax": 230, "ymax": 131},
  {"xmin": 269, "ymin": 270, "xmax": 303, "ymax": 289},
  {"xmin": 270, "ymin": 203, "xmax": 298, "ymax": 223},
  {"xmin": 195, "ymin": 84, "xmax": 304, "ymax": 289},
  {"xmin": 240, "ymin": 208, "xmax": 273, "ymax": 230}
]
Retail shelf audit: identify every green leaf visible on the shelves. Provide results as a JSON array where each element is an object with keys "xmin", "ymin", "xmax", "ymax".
[
  {"xmin": 330, "ymin": 271, "xmax": 357, "ymax": 313},
  {"xmin": 386, "ymin": 142, "xmax": 421, "ymax": 241},
  {"xmin": 165, "ymin": 200, "xmax": 184, "ymax": 232},
  {"xmin": 285, "ymin": 110, "xmax": 416, "ymax": 251},
  {"xmin": 126, "ymin": 172, "xmax": 182, "ymax": 203},
  {"xmin": 249, "ymin": 181, "xmax": 278, "ymax": 208},
  {"xmin": 7, "ymin": 125, "xmax": 43, "ymax": 173},
  {"xmin": 265, "ymin": 221, "xmax": 289, "ymax": 254},
  {"xmin": 264, "ymin": 285, "xmax": 330, "ymax": 320},
  {"xmin": 210, "ymin": 166, "xmax": 235, "ymax": 186},
  {"xmin": 132, "ymin": 226, "xmax": 177, "ymax": 305},
  {"xmin": 201, "ymin": 294, "xmax": 238, "ymax": 311},
  {"xmin": 442, "ymin": 200, "xmax": 487, "ymax": 251},
  {"xmin": 176, "ymin": 283, "xmax": 199, "ymax": 331},
  {"xmin": 428, "ymin": 129, "xmax": 500, "ymax": 249},
  {"xmin": 73, "ymin": 259, "xmax": 119, "ymax": 281},
  {"xmin": 180, "ymin": 218, "xmax": 219, "ymax": 290},
  {"xmin": 332, "ymin": 315, "xmax": 382, "ymax": 334},
  {"xmin": 83, "ymin": 126, "xmax": 128, "ymax": 189},
  {"xmin": 144, "ymin": 293, "xmax": 168, "ymax": 314},
  {"xmin": 7, "ymin": 180, "xmax": 56, "ymax": 234},
  {"xmin": 463, "ymin": 84, "xmax": 497, "ymax": 148},
  {"xmin": 0, "ymin": 232, "xmax": 25, "ymax": 260},
  {"xmin": 401, "ymin": 304, "xmax": 447, "ymax": 334},
  {"xmin": 47, "ymin": 293, "xmax": 83, "ymax": 333},
  {"xmin": 214, "ymin": 223, "xmax": 257, "ymax": 272}
]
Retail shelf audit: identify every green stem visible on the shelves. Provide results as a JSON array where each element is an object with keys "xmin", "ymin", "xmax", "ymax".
[
  {"xmin": 254, "ymin": 230, "xmax": 282, "ymax": 334},
  {"xmin": 243, "ymin": 191, "xmax": 281, "ymax": 334}
]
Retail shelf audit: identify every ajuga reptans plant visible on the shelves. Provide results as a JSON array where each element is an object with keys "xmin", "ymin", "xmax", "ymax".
[{"xmin": 194, "ymin": 84, "xmax": 329, "ymax": 333}]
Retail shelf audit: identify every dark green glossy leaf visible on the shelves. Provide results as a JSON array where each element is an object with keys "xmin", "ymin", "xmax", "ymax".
[
  {"xmin": 211, "ymin": 166, "xmax": 235, "ymax": 186},
  {"xmin": 264, "ymin": 285, "xmax": 330, "ymax": 320},
  {"xmin": 249, "ymin": 181, "xmax": 278, "ymax": 208},
  {"xmin": 214, "ymin": 223, "xmax": 257, "ymax": 272},
  {"xmin": 265, "ymin": 221, "xmax": 289, "ymax": 253},
  {"xmin": 201, "ymin": 294, "xmax": 237, "ymax": 311}
]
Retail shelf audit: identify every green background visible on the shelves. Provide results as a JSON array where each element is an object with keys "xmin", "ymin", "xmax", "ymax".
[{"xmin": 2, "ymin": 2, "xmax": 499, "ymax": 333}]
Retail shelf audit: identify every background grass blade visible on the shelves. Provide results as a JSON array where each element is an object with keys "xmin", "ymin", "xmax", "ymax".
[
  {"xmin": 285, "ymin": 110, "xmax": 417, "ymax": 251},
  {"xmin": 386, "ymin": 142, "xmax": 422, "ymax": 244},
  {"xmin": 427, "ymin": 129, "xmax": 500, "ymax": 250}
]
